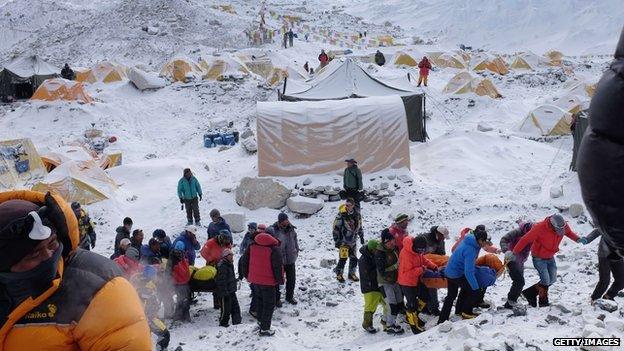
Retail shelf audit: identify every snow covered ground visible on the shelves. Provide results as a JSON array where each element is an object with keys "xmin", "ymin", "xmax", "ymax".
[{"xmin": 1, "ymin": 1, "xmax": 623, "ymax": 350}]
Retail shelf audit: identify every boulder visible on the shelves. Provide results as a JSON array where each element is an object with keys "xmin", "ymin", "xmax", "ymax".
[
  {"xmin": 240, "ymin": 129, "xmax": 254, "ymax": 139},
  {"xmin": 147, "ymin": 26, "xmax": 159, "ymax": 35},
  {"xmin": 569, "ymin": 203, "xmax": 584, "ymax": 218},
  {"xmin": 222, "ymin": 212, "xmax": 246, "ymax": 233},
  {"xmin": 235, "ymin": 177, "xmax": 290, "ymax": 210},
  {"xmin": 316, "ymin": 194, "xmax": 329, "ymax": 202},
  {"xmin": 451, "ymin": 324, "xmax": 476, "ymax": 340},
  {"xmin": 128, "ymin": 67, "xmax": 166, "ymax": 90},
  {"xmin": 287, "ymin": 196, "xmax": 324, "ymax": 215},
  {"xmin": 594, "ymin": 299, "xmax": 618, "ymax": 313},
  {"xmin": 438, "ymin": 321, "xmax": 453, "ymax": 333},
  {"xmin": 379, "ymin": 182, "xmax": 389, "ymax": 190},
  {"xmin": 477, "ymin": 122, "xmax": 494, "ymax": 132},
  {"xmin": 398, "ymin": 174, "xmax": 413, "ymax": 184},
  {"xmin": 320, "ymin": 258, "xmax": 337, "ymax": 269},
  {"xmin": 241, "ymin": 138, "xmax": 257, "ymax": 153},
  {"xmin": 512, "ymin": 304, "xmax": 527, "ymax": 316},
  {"xmin": 302, "ymin": 177, "xmax": 312, "ymax": 186},
  {"xmin": 550, "ymin": 186, "xmax": 563, "ymax": 199}
]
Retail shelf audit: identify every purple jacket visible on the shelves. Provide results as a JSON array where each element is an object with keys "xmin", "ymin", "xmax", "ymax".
[{"xmin": 500, "ymin": 228, "xmax": 530, "ymax": 263}]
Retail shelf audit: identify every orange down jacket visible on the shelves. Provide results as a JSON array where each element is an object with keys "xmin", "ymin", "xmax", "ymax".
[
  {"xmin": 0, "ymin": 190, "xmax": 151, "ymax": 351},
  {"xmin": 200, "ymin": 238, "xmax": 232, "ymax": 266},
  {"xmin": 397, "ymin": 236, "xmax": 437, "ymax": 287}
]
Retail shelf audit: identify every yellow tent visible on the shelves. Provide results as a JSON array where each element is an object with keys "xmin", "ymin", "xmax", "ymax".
[
  {"xmin": 471, "ymin": 54, "xmax": 509, "ymax": 75},
  {"xmin": 0, "ymin": 139, "xmax": 47, "ymax": 190},
  {"xmin": 518, "ymin": 104, "xmax": 572, "ymax": 136},
  {"xmin": 545, "ymin": 50, "xmax": 564, "ymax": 66},
  {"xmin": 393, "ymin": 51, "xmax": 418, "ymax": 66},
  {"xmin": 265, "ymin": 68, "xmax": 289, "ymax": 88},
  {"xmin": 32, "ymin": 160, "xmax": 117, "ymax": 205},
  {"xmin": 31, "ymin": 78, "xmax": 93, "ymax": 103},
  {"xmin": 75, "ymin": 61, "xmax": 127, "ymax": 83},
  {"xmin": 443, "ymin": 71, "xmax": 502, "ymax": 98},
  {"xmin": 433, "ymin": 52, "xmax": 467, "ymax": 69},
  {"xmin": 200, "ymin": 57, "xmax": 249, "ymax": 81},
  {"xmin": 160, "ymin": 57, "xmax": 203, "ymax": 83},
  {"xmin": 377, "ymin": 35, "xmax": 394, "ymax": 46},
  {"xmin": 41, "ymin": 145, "xmax": 122, "ymax": 172},
  {"xmin": 451, "ymin": 50, "xmax": 471, "ymax": 63},
  {"xmin": 509, "ymin": 51, "xmax": 548, "ymax": 70},
  {"xmin": 563, "ymin": 77, "xmax": 597, "ymax": 98},
  {"xmin": 237, "ymin": 54, "xmax": 274, "ymax": 78}
]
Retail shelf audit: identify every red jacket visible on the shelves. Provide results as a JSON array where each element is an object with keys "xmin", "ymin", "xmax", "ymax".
[
  {"xmin": 248, "ymin": 233, "xmax": 284, "ymax": 286},
  {"xmin": 172, "ymin": 257, "xmax": 191, "ymax": 285},
  {"xmin": 513, "ymin": 216, "xmax": 579, "ymax": 259},
  {"xmin": 200, "ymin": 238, "xmax": 232, "ymax": 266},
  {"xmin": 114, "ymin": 255, "xmax": 143, "ymax": 277},
  {"xmin": 398, "ymin": 236, "xmax": 437, "ymax": 287},
  {"xmin": 389, "ymin": 223, "xmax": 409, "ymax": 252},
  {"xmin": 452, "ymin": 228, "xmax": 500, "ymax": 253},
  {"xmin": 418, "ymin": 58, "xmax": 432, "ymax": 76}
]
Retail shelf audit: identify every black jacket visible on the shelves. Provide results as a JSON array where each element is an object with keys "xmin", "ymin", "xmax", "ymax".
[
  {"xmin": 61, "ymin": 66, "xmax": 75, "ymax": 80},
  {"xmin": 374, "ymin": 52, "xmax": 386, "ymax": 66},
  {"xmin": 358, "ymin": 245, "xmax": 380, "ymax": 294},
  {"xmin": 113, "ymin": 226, "xmax": 130, "ymax": 256},
  {"xmin": 578, "ymin": 27, "xmax": 624, "ymax": 257},
  {"xmin": 215, "ymin": 259, "xmax": 237, "ymax": 297},
  {"xmin": 421, "ymin": 226, "xmax": 446, "ymax": 255}
]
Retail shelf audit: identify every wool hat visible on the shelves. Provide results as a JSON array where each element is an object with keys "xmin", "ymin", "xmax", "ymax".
[
  {"xmin": 412, "ymin": 236, "xmax": 428, "ymax": 251},
  {"xmin": 550, "ymin": 214, "xmax": 566, "ymax": 235},
  {"xmin": 0, "ymin": 200, "xmax": 52, "ymax": 272},
  {"xmin": 367, "ymin": 239, "xmax": 380, "ymax": 251},
  {"xmin": 473, "ymin": 225, "xmax": 492, "ymax": 245},
  {"xmin": 380, "ymin": 228, "xmax": 394, "ymax": 244},
  {"xmin": 278, "ymin": 212, "xmax": 289, "ymax": 223},
  {"xmin": 394, "ymin": 213, "xmax": 409, "ymax": 224}
]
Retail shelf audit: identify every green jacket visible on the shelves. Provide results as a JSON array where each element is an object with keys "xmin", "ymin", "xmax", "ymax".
[
  {"xmin": 177, "ymin": 176, "xmax": 202, "ymax": 200},
  {"xmin": 374, "ymin": 246, "xmax": 399, "ymax": 285},
  {"xmin": 343, "ymin": 166, "xmax": 363, "ymax": 191}
]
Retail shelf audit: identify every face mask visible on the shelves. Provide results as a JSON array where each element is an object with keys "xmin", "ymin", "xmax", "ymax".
[{"xmin": 0, "ymin": 243, "xmax": 63, "ymax": 309}]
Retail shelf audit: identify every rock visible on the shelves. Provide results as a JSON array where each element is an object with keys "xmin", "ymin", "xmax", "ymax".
[
  {"xmin": 316, "ymin": 194, "xmax": 330, "ymax": 202},
  {"xmin": 379, "ymin": 182, "xmax": 389, "ymax": 190},
  {"xmin": 221, "ymin": 212, "xmax": 246, "ymax": 233},
  {"xmin": 387, "ymin": 174, "xmax": 396, "ymax": 180},
  {"xmin": 552, "ymin": 304, "xmax": 571, "ymax": 314},
  {"xmin": 209, "ymin": 19, "xmax": 221, "ymax": 26},
  {"xmin": 477, "ymin": 122, "xmax": 494, "ymax": 132},
  {"xmin": 569, "ymin": 203, "xmax": 584, "ymax": 218},
  {"xmin": 314, "ymin": 186, "xmax": 326, "ymax": 192},
  {"xmin": 476, "ymin": 312, "xmax": 493, "ymax": 325},
  {"xmin": 594, "ymin": 299, "xmax": 618, "ymax": 313},
  {"xmin": 545, "ymin": 314, "xmax": 566, "ymax": 325},
  {"xmin": 241, "ymin": 138, "xmax": 257, "ymax": 153},
  {"xmin": 221, "ymin": 188, "xmax": 232, "ymax": 193},
  {"xmin": 550, "ymin": 186, "xmax": 563, "ymax": 199},
  {"xmin": 325, "ymin": 301, "xmax": 338, "ymax": 307},
  {"xmin": 398, "ymin": 174, "xmax": 413, "ymax": 183},
  {"xmin": 324, "ymin": 190, "xmax": 339, "ymax": 196},
  {"xmin": 451, "ymin": 324, "xmax": 476, "ymax": 339},
  {"xmin": 512, "ymin": 304, "xmax": 527, "ymax": 316},
  {"xmin": 147, "ymin": 26, "xmax": 159, "ymax": 35},
  {"xmin": 302, "ymin": 178, "xmax": 312, "ymax": 186},
  {"xmin": 479, "ymin": 341, "xmax": 504, "ymax": 351},
  {"xmin": 329, "ymin": 195, "xmax": 341, "ymax": 202},
  {"xmin": 320, "ymin": 258, "xmax": 337, "ymax": 269},
  {"xmin": 235, "ymin": 177, "xmax": 291, "ymax": 210},
  {"xmin": 287, "ymin": 196, "xmax": 324, "ymax": 215},
  {"xmin": 438, "ymin": 321, "xmax": 453, "ymax": 333},
  {"xmin": 240, "ymin": 129, "xmax": 254, "ymax": 139}
]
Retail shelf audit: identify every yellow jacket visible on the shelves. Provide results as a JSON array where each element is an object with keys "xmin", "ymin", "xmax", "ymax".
[{"xmin": 0, "ymin": 190, "xmax": 151, "ymax": 351}]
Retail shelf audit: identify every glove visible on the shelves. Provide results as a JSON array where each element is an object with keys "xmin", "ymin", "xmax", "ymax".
[
  {"xmin": 504, "ymin": 251, "xmax": 516, "ymax": 262},
  {"xmin": 179, "ymin": 198, "xmax": 184, "ymax": 204},
  {"xmin": 199, "ymin": 195, "xmax": 203, "ymax": 201},
  {"xmin": 578, "ymin": 237, "xmax": 588, "ymax": 245},
  {"xmin": 91, "ymin": 241, "xmax": 96, "ymax": 249},
  {"xmin": 359, "ymin": 235, "xmax": 365, "ymax": 245}
]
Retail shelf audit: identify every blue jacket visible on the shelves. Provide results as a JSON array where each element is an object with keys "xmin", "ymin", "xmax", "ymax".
[
  {"xmin": 239, "ymin": 230, "xmax": 254, "ymax": 255},
  {"xmin": 172, "ymin": 232, "xmax": 201, "ymax": 266},
  {"xmin": 177, "ymin": 176, "xmax": 202, "ymax": 200},
  {"xmin": 445, "ymin": 234, "xmax": 480, "ymax": 290},
  {"xmin": 140, "ymin": 245, "xmax": 162, "ymax": 265},
  {"xmin": 207, "ymin": 217, "xmax": 231, "ymax": 240},
  {"xmin": 475, "ymin": 266, "xmax": 496, "ymax": 288}
]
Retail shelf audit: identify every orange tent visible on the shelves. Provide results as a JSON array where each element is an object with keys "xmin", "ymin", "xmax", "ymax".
[{"xmin": 31, "ymin": 78, "xmax": 93, "ymax": 103}]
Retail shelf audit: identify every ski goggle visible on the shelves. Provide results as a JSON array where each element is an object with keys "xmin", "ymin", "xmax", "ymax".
[{"xmin": 0, "ymin": 207, "xmax": 52, "ymax": 242}]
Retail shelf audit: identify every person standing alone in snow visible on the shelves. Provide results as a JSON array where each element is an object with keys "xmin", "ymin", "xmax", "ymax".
[
  {"xmin": 177, "ymin": 168, "xmax": 202, "ymax": 226},
  {"xmin": 343, "ymin": 159, "xmax": 363, "ymax": 207},
  {"xmin": 511, "ymin": 214, "xmax": 583, "ymax": 307},
  {"xmin": 417, "ymin": 56, "xmax": 432, "ymax": 87},
  {"xmin": 333, "ymin": 198, "xmax": 364, "ymax": 283}
]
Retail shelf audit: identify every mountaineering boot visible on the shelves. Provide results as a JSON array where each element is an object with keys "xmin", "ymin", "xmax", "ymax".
[
  {"xmin": 286, "ymin": 297, "xmax": 298, "ymax": 305},
  {"xmin": 362, "ymin": 312, "xmax": 377, "ymax": 334},
  {"xmin": 348, "ymin": 272, "xmax": 359, "ymax": 282},
  {"xmin": 417, "ymin": 298, "xmax": 427, "ymax": 313},
  {"xmin": 522, "ymin": 283, "xmax": 539, "ymax": 307},
  {"xmin": 538, "ymin": 284, "xmax": 550, "ymax": 307},
  {"xmin": 503, "ymin": 300, "xmax": 515, "ymax": 309},
  {"xmin": 405, "ymin": 311, "xmax": 425, "ymax": 334},
  {"xmin": 385, "ymin": 324, "xmax": 405, "ymax": 335},
  {"xmin": 476, "ymin": 301, "xmax": 491, "ymax": 309},
  {"xmin": 380, "ymin": 317, "xmax": 387, "ymax": 332},
  {"xmin": 195, "ymin": 221, "xmax": 201, "ymax": 227},
  {"xmin": 336, "ymin": 273, "xmax": 345, "ymax": 283},
  {"xmin": 461, "ymin": 311, "xmax": 480, "ymax": 320},
  {"xmin": 186, "ymin": 221, "xmax": 193, "ymax": 226},
  {"xmin": 259, "ymin": 329, "xmax": 275, "ymax": 337}
]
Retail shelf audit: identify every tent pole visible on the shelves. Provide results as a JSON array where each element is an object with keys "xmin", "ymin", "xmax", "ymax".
[
  {"xmin": 282, "ymin": 77, "xmax": 288, "ymax": 95},
  {"xmin": 407, "ymin": 72, "xmax": 411, "ymax": 82},
  {"xmin": 423, "ymin": 93, "xmax": 428, "ymax": 141}
]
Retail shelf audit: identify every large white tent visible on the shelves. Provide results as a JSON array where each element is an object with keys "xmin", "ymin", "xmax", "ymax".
[{"xmin": 257, "ymin": 96, "xmax": 411, "ymax": 177}]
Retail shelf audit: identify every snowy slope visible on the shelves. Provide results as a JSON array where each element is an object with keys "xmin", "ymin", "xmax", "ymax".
[{"xmin": 337, "ymin": 0, "xmax": 624, "ymax": 55}]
